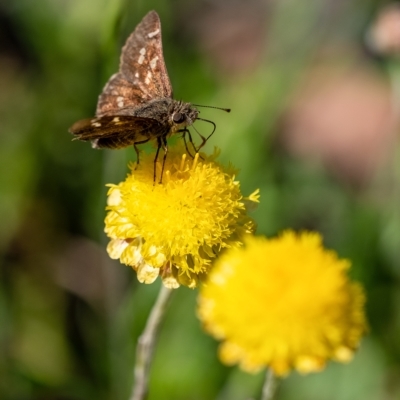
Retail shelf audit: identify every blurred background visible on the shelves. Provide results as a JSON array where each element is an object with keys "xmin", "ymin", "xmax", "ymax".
[{"xmin": 1, "ymin": 0, "xmax": 399, "ymax": 399}]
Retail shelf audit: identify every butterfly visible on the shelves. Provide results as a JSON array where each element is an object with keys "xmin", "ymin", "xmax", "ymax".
[{"xmin": 69, "ymin": 10, "xmax": 229, "ymax": 183}]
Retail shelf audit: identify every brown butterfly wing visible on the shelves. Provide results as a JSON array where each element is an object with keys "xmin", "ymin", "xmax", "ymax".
[
  {"xmin": 69, "ymin": 115, "xmax": 166, "ymax": 149},
  {"xmin": 96, "ymin": 11, "xmax": 173, "ymax": 117}
]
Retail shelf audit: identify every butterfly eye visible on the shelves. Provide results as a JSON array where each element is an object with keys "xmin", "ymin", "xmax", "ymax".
[{"xmin": 173, "ymin": 113, "xmax": 185, "ymax": 124}]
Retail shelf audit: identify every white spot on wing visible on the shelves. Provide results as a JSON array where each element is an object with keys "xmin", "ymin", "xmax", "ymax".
[
  {"xmin": 92, "ymin": 122, "xmax": 102, "ymax": 127},
  {"xmin": 147, "ymin": 29, "xmax": 160, "ymax": 38},
  {"xmin": 135, "ymin": 72, "xmax": 139, "ymax": 78},
  {"xmin": 145, "ymin": 71, "xmax": 152, "ymax": 85},
  {"xmin": 117, "ymin": 96, "xmax": 124, "ymax": 108},
  {"xmin": 112, "ymin": 117, "xmax": 120, "ymax": 122},
  {"xmin": 150, "ymin": 56, "xmax": 159, "ymax": 69},
  {"xmin": 138, "ymin": 48, "xmax": 146, "ymax": 64}
]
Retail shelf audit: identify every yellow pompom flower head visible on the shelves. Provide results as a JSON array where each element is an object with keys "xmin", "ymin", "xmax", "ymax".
[
  {"xmin": 198, "ymin": 231, "xmax": 367, "ymax": 376},
  {"xmin": 105, "ymin": 143, "xmax": 259, "ymax": 289}
]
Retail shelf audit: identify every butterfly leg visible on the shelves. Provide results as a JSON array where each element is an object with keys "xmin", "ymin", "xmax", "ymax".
[
  {"xmin": 180, "ymin": 129, "xmax": 196, "ymax": 159},
  {"xmin": 187, "ymin": 129, "xmax": 201, "ymax": 154},
  {"xmin": 133, "ymin": 139, "xmax": 150, "ymax": 169},
  {"xmin": 180, "ymin": 129, "xmax": 205, "ymax": 160},
  {"xmin": 159, "ymin": 136, "xmax": 168, "ymax": 184},
  {"xmin": 153, "ymin": 137, "xmax": 162, "ymax": 184}
]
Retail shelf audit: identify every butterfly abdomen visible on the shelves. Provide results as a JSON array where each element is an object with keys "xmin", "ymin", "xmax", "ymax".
[{"xmin": 92, "ymin": 137, "xmax": 134, "ymax": 149}]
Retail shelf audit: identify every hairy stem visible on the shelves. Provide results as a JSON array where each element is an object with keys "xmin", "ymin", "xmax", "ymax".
[
  {"xmin": 261, "ymin": 369, "xmax": 278, "ymax": 400},
  {"xmin": 130, "ymin": 285, "xmax": 173, "ymax": 400}
]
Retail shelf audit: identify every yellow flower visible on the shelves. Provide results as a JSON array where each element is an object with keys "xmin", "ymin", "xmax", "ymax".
[
  {"xmin": 105, "ymin": 144, "xmax": 259, "ymax": 289},
  {"xmin": 198, "ymin": 231, "xmax": 367, "ymax": 376}
]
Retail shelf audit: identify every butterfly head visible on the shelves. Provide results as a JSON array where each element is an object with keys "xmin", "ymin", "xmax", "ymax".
[{"xmin": 170, "ymin": 101, "xmax": 198, "ymax": 133}]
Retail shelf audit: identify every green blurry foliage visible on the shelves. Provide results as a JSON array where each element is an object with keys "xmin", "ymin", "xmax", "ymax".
[{"xmin": 0, "ymin": 0, "xmax": 399, "ymax": 399}]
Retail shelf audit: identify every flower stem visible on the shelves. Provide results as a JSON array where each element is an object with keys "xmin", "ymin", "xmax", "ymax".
[
  {"xmin": 261, "ymin": 369, "xmax": 278, "ymax": 400},
  {"xmin": 130, "ymin": 285, "xmax": 173, "ymax": 400}
]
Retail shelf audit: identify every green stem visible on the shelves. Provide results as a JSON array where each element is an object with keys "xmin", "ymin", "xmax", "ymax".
[
  {"xmin": 129, "ymin": 285, "xmax": 173, "ymax": 400},
  {"xmin": 261, "ymin": 369, "xmax": 278, "ymax": 400}
]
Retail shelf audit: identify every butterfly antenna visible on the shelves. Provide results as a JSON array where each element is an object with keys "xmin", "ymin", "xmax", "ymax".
[{"xmin": 193, "ymin": 104, "xmax": 231, "ymax": 113}]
